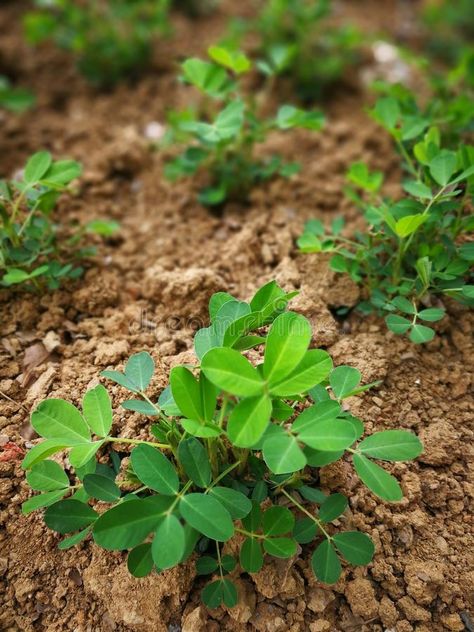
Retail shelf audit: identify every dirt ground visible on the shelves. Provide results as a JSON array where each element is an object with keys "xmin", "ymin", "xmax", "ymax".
[{"xmin": 0, "ymin": 1, "xmax": 473, "ymax": 631}]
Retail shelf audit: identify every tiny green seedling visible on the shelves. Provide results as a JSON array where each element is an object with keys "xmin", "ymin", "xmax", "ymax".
[
  {"xmin": 0, "ymin": 151, "xmax": 119, "ymax": 290},
  {"xmin": 24, "ymin": 0, "xmax": 171, "ymax": 87},
  {"xmin": 254, "ymin": 0, "xmax": 361, "ymax": 99},
  {"xmin": 299, "ymin": 94, "xmax": 474, "ymax": 343},
  {"xmin": 163, "ymin": 46, "xmax": 324, "ymax": 206},
  {"xmin": 23, "ymin": 281, "xmax": 422, "ymax": 607}
]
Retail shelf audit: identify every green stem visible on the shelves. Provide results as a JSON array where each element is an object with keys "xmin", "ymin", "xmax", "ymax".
[
  {"xmin": 107, "ymin": 436, "xmax": 170, "ymax": 449},
  {"xmin": 206, "ymin": 460, "xmax": 241, "ymax": 491},
  {"xmin": 280, "ymin": 487, "xmax": 331, "ymax": 540},
  {"xmin": 235, "ymin": 527, "xmax": 266, "ymax": 540}
]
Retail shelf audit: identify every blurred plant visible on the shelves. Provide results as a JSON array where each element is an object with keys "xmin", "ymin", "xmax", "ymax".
[
  {"xmin": 299, "ymin": 96, "xmax": 474, "ymax": 343},
  {"xmin": 422, "ymin": 0, "xmax": 474, "ymax": 66},
  {"xmin": 254, "ymin": 0, "xmax": 361, "ymax": 99},
  {"xmin": 22, "ymin": 282, "xmax": 422, "ymax": 606},
  {"xmin": 0, "ymin": 151, "xmax": 119, "ymax": 290},
  {"xmin": 163, "ymin": 46, "xmax": 324, "ymax": 206},
  {"xmin": 24, "ymin": 0, "xmax": 171, "ymax": 87},
  {"xmin": 174, "ymin": 0, "xmax": 219, "ymax": 17},
  {"xmin": 0, "ymin": 76, "xmax": 35, "ymax": 112}
]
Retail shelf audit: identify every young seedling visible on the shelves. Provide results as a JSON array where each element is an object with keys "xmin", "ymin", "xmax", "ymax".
[
  {"xmin": 163, "ymin": 46, "xmax": 324, "ymax": 206},
  {"xmin": 0, "ymin": 76, "xmax": 35, "ymax": 112},
  {"xmin": 22, "ymin": 281, "xmax": 422, "ymax": 607},
  {"xmin": 299, "ymin": 95, "xmax": 474, "ymax": 343},
  {"xmin": 24, "ymin": 0, "xmax": 171, "ymax": 87},
  {"xmin": 254, "ymin": 0, "xmax": 361, "ymax": 99},
  {"xmin": 0, "ymin": 151, "xmax": 119, "ymax": 290}
]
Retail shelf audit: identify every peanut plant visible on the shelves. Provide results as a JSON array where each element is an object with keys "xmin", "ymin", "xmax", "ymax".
[
  {"xmin": 254, "ymin": 0, "xmax": 361, "ymax": 99},
  {"xmin": 0, "ymin": 151, "xmax": 118, "ymax": 290},
  {"xmin": 24, "ymin": 0, "xmax": 170, "ymax": 87},
  {"xmin": 164, "ymin": 47, "xmax": 324, "ymax": 206},
  {"xmin": 299, "ymin": 96, "xmax": 474, "ymax": 343},
  {"xmin": 0, "ymin": 76, "xmax": 35, "ymax": 112},
  {"xmin": 22, "ymin": 281, "xmax": 422, "ymax": 607}
]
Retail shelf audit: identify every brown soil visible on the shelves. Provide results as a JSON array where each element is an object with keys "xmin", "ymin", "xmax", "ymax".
[{"xmin": 1, "ymin": 1, "xmax": 473, "ymax": 631}]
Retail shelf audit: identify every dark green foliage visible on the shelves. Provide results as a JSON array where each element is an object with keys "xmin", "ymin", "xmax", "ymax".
[
  {"xmin": 22, "ymin": 281, "xmax": 422, "ymax": 604},
  {"xmin": 0, "ymin": 76, "xmax": 35, "ymax": 112},
  {"xmin": 24, "ymin": 0, "xmax": 170, "ymax": 87}
]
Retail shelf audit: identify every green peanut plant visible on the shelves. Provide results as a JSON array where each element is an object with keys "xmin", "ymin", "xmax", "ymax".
[
  {"xmin": 299, "ymin": 96, "xmax": 474, "ymax": 344},
  {"xmin": 22, "ymin": 281, "xmax": 422, "ymax": 607},
  {"xmin": 163, "ymin": 47, "xmax": 324, "ymax": 206},
  {"xmin": 254, "ymin": 0, "xmax": 361, "ymax": 99},
  {"xmin": 24, "ymin": 0, "xmax": 171, "ymax": 87},
  {"xmin": 0, "ymin": 151, "xmax": 118, "ymax": 290}
]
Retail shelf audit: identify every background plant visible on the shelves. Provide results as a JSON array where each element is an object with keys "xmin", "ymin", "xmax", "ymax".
[
  {"xmin": 0, "ymin": 150, "xmax": 119, "ymax": 289},
  {"xmin": 253, "ymin": 0, "xmax": 361, "ymax": 99},
  {"xmin": 0, "ymin": 75, "xmax": 35, "ymax": 112},
  {"xmin": 299, "ymin": 96, "xmax": 474, "ymax": 343},
  {"xmin": 22, "ymin": 281, "xmax": 422, "ymax": 606},
  {"xmin": 164, "ymin": 46, "xmax": 325, "ymax": 206},
  {"xmin": 24, "ymin": 0, "xmax": 171, "ymax": 87}
]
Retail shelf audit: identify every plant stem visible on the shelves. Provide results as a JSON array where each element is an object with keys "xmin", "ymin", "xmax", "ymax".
[
  {"xmin": 107, "ymin": 436, "xmax": 170, "ymax": 449},
  {"xmin": 280, "ymin": 487, "xmax": 331, "ymax": 540}
]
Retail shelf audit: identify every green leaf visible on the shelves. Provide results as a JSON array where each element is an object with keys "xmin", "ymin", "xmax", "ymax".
[
  {"xmin": 22, "ymin": 489, "xmax": 67, "ymax": 515},
  {"xmin": 263, "ymin": 537, "xmax": 297, "ymax": 558},
  {"xmin": 182, "ymin": 58, "xmax": 230, "ymax": 98},
  {"xmin": 122, "ymin": 400, "xmax": 159, "ymax": 415},
  {"xmin": 391, "ymin": 296, "xmax": 416, "ymax": 314},
  {"xmin": 276, "ymin": 105, "xmax": 325, "ymax": 131},
  {"xmin": 269, "ymin": 350, "xmax": 333, "ymax": 397},
  {"xmin": 242, "ymin": 501, "xmax": 262, "ymax": 532},
  {"xmin": 83, "ymin": 474, "xmax": 121, "ymax": 502},
  {"xmin": 373, "ymin": 97, "xmax": 400, "ymax": 130},
  {"xmin": 170, "ymin": 366, "xmax": 203, "ymax": 421},
  {"xmin": 209, "ymin": 292, "xmax": 235, "ymax": 321},
  {"xmin": 69, "ymin": 441, "xmax": 104, "ymax": 469},
  {"xmin": 250, "ymin": 280, "xmax": 285, "ymax": 311},
  {"xmin": 240, "ymin": 538, "xmax": 263, "ymax": 573},
  {"xmin": 26, "ymin": 460, "xmax": 69, "ymax": 491},
  {"xmin": 131, "ymin": 444, "xmax": 179, "ymax": 495},
  {"xmin": 304, "ymin": 447, "xmax": 344, "ymax": 467},
  {"xmin": 263, "ymin": 312, "xmax": 311, "ymax": 384},
  {"xmin": 125, "ymin": 352, "xmax": 154, "ymax": 391},
  {"xmin": 358, "ymin": 430, "xmax": 422, "ymax": 461},
  {"xmin": 202, "ymin": 578, "xmax": 238, "ymax": 609},
  {"xmin": 221, "ymin": 554, "xmax": 236, "ymax": 572},
  {"xmin": 402, "ymin": 180, "xmax": 433, "ymax": 199},
  {"xmin": 409, "ymin": 323, "xmax": 435, "ymax": 344},
  {"xmin": 332, "ymin": 531, "xmax": 375, "ymax": 565},
  {"xmin": 177, "ymin": 437, "xmax": 211, "ymax": 488},
  {"xmin": 296, "ymin": 419, "xmax": 356, "ymax": 452},
  {"xmin": 208, "ymin": 487, "xmax": 252, "ymax": 520},
  {"xmin": 100, "ymin": 370, "xmax": 139, "ymax": 393},
  {"xmin": 292, "ymin": 401, "xmax": 341, "ymax": 433},
  {"xmin": 93, "ymin": 496, "xmax": 173, "ymax": 550},
  {"xmin": 417, "ymin": 308, "xmax": 445, "ymax": 322},
  {"xmin": 127, "ymin": 543, "xmax": 154, "ymax": 577},
  {"xmin": 24, "ymin": 150, "xmax": 52, "ymax": 184},
  {"xmin": 386, "ymin": 314, "xmax": 411, "ymax": 334},
  {"xmin": 152, "ymin": 514, "xmax": 185, "ymax": 569},
  {"xmin": 42, "ymin": 160, "xmax": 82, "ymax": 185},
  {"xmin": 263, "ymin": 506, "xmax": 294, "ymax": 536},
  {"xmin": 200, "ymin": 374, "xmax": 217, "ymax": 422},
  {"xmin": 263, "ymin": 432, "xmax": 306, "ymax": 474},
  {"xmin": 31, "ymin": 399, "xmax": 90, "ymax": 444},
  {"xmin": 82, "ymin": 385, "xmax": 113, "ymax": 437},
  {"xmin": 196, "ymin": 556, "xmax": 218, "ymax": 575},
  {"xmin": 329, "ymin": 366, "xmax": 361, "ymax": 399},
  {"xmin": 293, "ymin": 518, "xmax": 317, "ymax": 544},
  {"xmin": 44, "ymin": 499, "xmax": 98, "ymax": 534},
  {"xmin": 429, "ymin": 150, "xmax": 457, "ymax": 186},
  {"xmin": 208, "ymin": 46, "xmax": 251, "ymax": 74},
  {"xmin": 318, "ymin": 493, "xmax": 348, "ymax": 522},
  {"xmin": 58, "ymin": 527, "xmax": 91, "ymax": 550},
  {"xmin": 353, "ymin": 453, "xmax": 403, "ymax": 501},
  {"xmin": 179, "ymin": 493, "xmax": 234, "ymax": 541},
  {"xmin": 201, "ymin": 348, "xmax": 264, "ymax": 397},
  {"xmin": 395, "ymin": 214, "xmax": 427, "ymax": 238},
  {"xmin": 181, "ymin": 419, "xmax": 222, "ymax": 438},
  {"xmin": 227, "ymin": 394, "xmax": 272, "ymax": 448},
  {"xmin": 311, "ymin": 540, "xmax": 342, "ymax": 584},
  {"xmin": 300, "ymin": 486, "xmax": 327, "ymax": 504}
]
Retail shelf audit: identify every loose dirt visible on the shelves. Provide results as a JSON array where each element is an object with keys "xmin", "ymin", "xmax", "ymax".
[{"xmin": 0, "ymin": 1, "xmax": 473, "ymax": 631}]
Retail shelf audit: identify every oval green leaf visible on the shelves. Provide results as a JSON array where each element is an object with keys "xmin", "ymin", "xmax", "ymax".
[
  {"xmin": 353, "ymin": 453, "xmax": 403, "ymax": 501},
  {"xmin": 179, "ymin": 493, "xmax": 234, "ymax": 542},
  {"xmin": 131, "ymin": 444, "xmax": 179, "ymax": 495}
]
